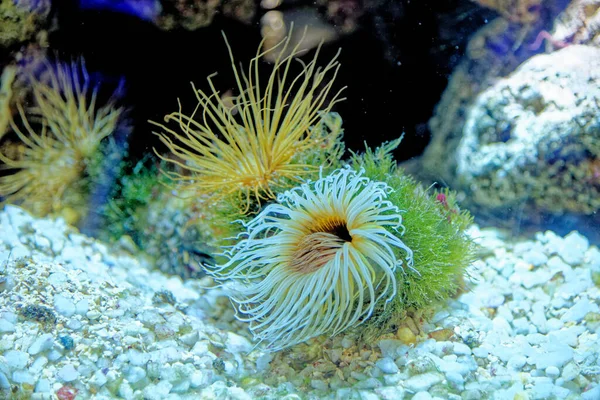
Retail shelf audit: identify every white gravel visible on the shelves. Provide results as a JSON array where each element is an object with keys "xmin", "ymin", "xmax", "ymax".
[{"xmin": 0, "ymin": 205, "xmax": 599, "ymax": 399}]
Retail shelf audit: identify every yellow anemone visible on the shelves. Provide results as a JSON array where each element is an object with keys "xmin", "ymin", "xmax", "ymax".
[
  {"xmin": 151, "ymin": 32, "xmax": 345, "ymax": 213},
  {"xmin": 0, "ymin": 59, "xmax": 123, "ymax": 218}
]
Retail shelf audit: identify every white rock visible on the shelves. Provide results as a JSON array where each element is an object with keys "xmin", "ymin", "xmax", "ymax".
[
  {"xmin": 375, "ymin": 386, "xmax": 406, "ymax": 400},
  {"xmin": 57, "ymin": 364, "xmax": 79, "ymax": 382},
  {"xmin": 507, "ymin": 354, "xmax": 527, "ymax": 370},
  {"xmin": 225, "ymin": 332, "xmax": 252, "ymax": 354},
  {"xmin": 12, "ymin": 370, "xmax": 34, "ymax": 384},
  {"xmin": 29, "ymin": 356, "xmax": 48, "ymax": 374},
  {"xmin": 54, "ymin": 294, "xmax": 76, "ymax": 317},
  {"xmin": 376, "ymin": 357, "xmax": 399, "ymax": 374},
  {"xmin": 404, "ymin": 372, "xmax": 443, "ymax": 392},
  {"xmin": 4, "ymin": 350, "xmax": 29, "ymax": 370},
  {"xmin": 28, "ymin": 333, "xmax": 54, "ymax": 355},
  {"xmin": 89, "ymin": 370, "xmax": 108, "ymax": 387},
  {"xmin": 560, "ymin": 297, "xmax": 599, "ymax": 323},
  {"xmin": 545, "ymin": 366, "xmax": 560, "ymax": 378},
  {"xmin": 412, "ymin": 392, "xmax": 433, "ymax": 400},
  {"xmin": 453, "ymin": 342, "xmax": 471, "ymax": 356},
  {"xmin": 558, "ymin": 232, "xmax": 589, "ymax": 265},
  {"xmin": 0, "ymin": 319, "xmax": 15, "ymax": 333},
  {"xmin": 34, "ymin": 378, "xmax": 52, "ymax": 393}
]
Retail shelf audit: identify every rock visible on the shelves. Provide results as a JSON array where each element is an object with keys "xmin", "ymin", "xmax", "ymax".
[{"xmin": 376, "ymin": 357, "xmax": 399, "ymax": 374}]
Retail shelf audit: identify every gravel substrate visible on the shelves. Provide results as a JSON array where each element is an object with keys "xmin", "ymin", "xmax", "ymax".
[{"xmin": 1, "ymin": 205, "xmax": 599, "ymax": 399}]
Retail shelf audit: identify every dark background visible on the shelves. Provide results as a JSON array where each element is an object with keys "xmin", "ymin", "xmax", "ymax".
[{"xmin": 47, "ymin": 0, "xmax": 492, "ymax": 163}]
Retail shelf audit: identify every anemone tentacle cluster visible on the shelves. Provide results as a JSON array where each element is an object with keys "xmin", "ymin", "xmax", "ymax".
[
  {"xmin": 208, "ymin": 167, "xmax": 413, "ymax": 350},
  {"xmin": 152, "ymin": 32, "xmax": 345, "ymax": 214}
]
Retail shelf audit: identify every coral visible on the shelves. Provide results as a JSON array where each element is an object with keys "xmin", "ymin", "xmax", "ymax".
[
  {"xmin": 456, "ymin": 45, "xmax": 600, "ymax": 215},
  {"xmin": 156, "ymin": 0, "xmax": 255, "ymax": 30},
  {"xmin": 152, "ymin": 32, "xmax": 345, "ymax": 214},
  {"xmin": 207, "ymin": 167, "xmax": 413, "ymax": 351},
  {"xmin": 350, "ymin": 139, "xmax": 475, "ymax": 338},
  {"xmin": 0, "ymin": 59, "xmax": 124, "ymax": 223},
  {"xmin": 0, "ymin": 0, "xmax": 51, "ymax": 48}
]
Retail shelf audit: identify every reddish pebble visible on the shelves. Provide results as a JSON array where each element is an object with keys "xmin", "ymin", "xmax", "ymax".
[{"xmin": 57, "ymin": 385, "xmax": 78, "ymax": 400}]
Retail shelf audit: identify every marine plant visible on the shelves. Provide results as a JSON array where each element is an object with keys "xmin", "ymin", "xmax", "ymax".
[
  {"xmin": 207, "ymin": 167, "xmax": 414, "ymax": 350},
  {"xmin": 0, "ymin": 58, "xmax": 124, "ymax": 223},
  {"xmin": 151, "ymin": 32, "xmax": 345, "ymax": 215},
  {"xmin": 350, "ymin": 139, "xmax": 476, "ymax": 338},
  {"xmin": 206, "ymin": 137, "xmax": 475, "ymax": 350}
]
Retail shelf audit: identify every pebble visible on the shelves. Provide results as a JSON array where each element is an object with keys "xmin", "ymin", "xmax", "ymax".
[
  {"xmin": 28, "ymin": 333, "xmax": 54, "ymax": 355},
  {"xmin": 404, "ymin": 372, "xmax": 443, "ymax": 392},
  {"xmin": 545, "ymin": 366, "xmax": 560, "ymax": 378},
  {"xmin": 376, "ymin": 357, "xmax": 399, "ymax": 374},
  {"xmin": 54, "ymin": 294, "xmax": 76, "ymax": 317},
  {"xmin": 57, "ymin": 364, "xmax": 79, "ymax": 382},
  {"xmin": 4, "ymin": 350, "xmax": 29, "ymax": 370},
  {"xmin": 558, "ymin": 232, "xmax": 589, "ymax": 265},
  {"xmin": 2, "ymin": 205, "xmax": 599, "ymax": 400}
]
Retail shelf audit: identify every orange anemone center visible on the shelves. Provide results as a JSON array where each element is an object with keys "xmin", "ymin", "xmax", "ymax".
[{"xmin": 289, "ymin": 216, "xmax": 352, "ymax": 274}]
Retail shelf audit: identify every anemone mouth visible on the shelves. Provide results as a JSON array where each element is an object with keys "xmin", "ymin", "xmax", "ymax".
[{"xmin": 289, "ymin": 215, "xmax": 353, "ymax": 274}]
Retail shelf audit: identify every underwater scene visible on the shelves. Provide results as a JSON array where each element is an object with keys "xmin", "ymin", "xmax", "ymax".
[{"xmin": 0, "ymin": 0, "xmax": 599, "ymax": 399}]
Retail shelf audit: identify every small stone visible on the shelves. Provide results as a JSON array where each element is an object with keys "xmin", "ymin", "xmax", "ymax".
[
  {"xmin": 126, "ymin": 366, "xmax": 147, "ymax": 383},
  {"xmin": 507, "ymin": 355, "xmax": 527, "ymax": 370},
  {"xmin": 545, "ymin": 366, "xmax": 560, "ymax": 378},
  {"xmin": 311, "ymin": 379, "xmax": 328, "ymax": 391},
  {"xmin": 54, "ymin": 295, "xmax": 76, "ymax": 317},
  {"xmin": 561, "ymin": 362, "xmax": 579, "ymax": 382},
  {"xmin": 57, "ymin": 364, "xmax": 79, "ymax": 382},
  {"xmin": 558, "ymin": 232, "xmax": 589, "ymax": 265},
  {"xmin": 225, "ymin": 332, "xmax": 252, "ymax": 354},
  {"xmin": 86, "ymin": 310, "xmax": 101, "ymax": 320},
  {"xmin": 404, "ymin": 372, "xmax": 443, "ymax": 392},
  {"xmin": 453, "ymin": 342, "xmax": 471, "ymax": 356},
  {"xmin": 75, "ymin": 299, "xmax": 89, "ymax": 315},
  {"xmin": 375, "ymin": 386, "xmax": 406, "ymax": 400},
  {"xmin": 412, "ymin": 391, "xmax": 433, "ymax": 400},
  {"xmin": 12, "ymin": 370, "xmax": 34, "ymax": 384},
  {"xmin": 397, "ymin": 326, "xmax": 417, "ymax": 345},
  {"xmin": 4, "ymin": 350, "xmax": 29, "ymax": 369},
  {"xmin": 0, "ymin": 319, "xmax": 15, "ymax": 332},
  {"xmin": 376, "ymin": 357, "xmax": 399, "ymax": 374},
  {"xmin": 28, "ymin": 333, "xmax": 54, "ymax": 355}
]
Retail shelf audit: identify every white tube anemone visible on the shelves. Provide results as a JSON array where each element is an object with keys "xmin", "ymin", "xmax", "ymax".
[{"xmin": 209, "ymin": 167, "xmax": 413, "ymax": 351}]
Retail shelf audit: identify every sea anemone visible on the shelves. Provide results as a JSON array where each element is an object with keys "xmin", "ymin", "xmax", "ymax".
[
  {"xmin": 152, "ymin": 32, "xmax": 345, "ymax": 214},
  {"xmin": 208, "ymin": 167, "xmax": 413, "ymax": 350},
  {"xmin": 0, "ymin": 58, "xmax": 123, "ymax": 220}
]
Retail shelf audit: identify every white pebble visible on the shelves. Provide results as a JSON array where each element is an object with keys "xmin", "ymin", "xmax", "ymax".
[
  {"xmin": 28, "ymin": 333, "xmax": 54, "ymax": 355},
  {"xmin": 412, "ymin": 392, "xmax": 433, "ymax": 400},
  {"xmin": 12, "ymin": 370, "xmax": 34, "ymax": 384},
  {"xmin": 545, "ymin": 366, "xmax": 560, "ymax": 378},
  {"xmin": 54, "ymin": 294, "xmax": 76, "ymax": 317},
  {"xmin": 225, "ymin": 332, "xmax": 252, "ymax": 354},
  {"xmin": 404, "ymin": 372, "xmax": 443, "ymax": 392},
  {"xmin": 376, "ymin": 357, "xmax": 399, "ymax": 374},
  {"xmin": 0, "ymin": 318, "xmax": 15, "ymax": 332},
  {"xmin": 75, "ymin": 299, "xmax": 90, "ymax": 315},
  {"xmin": 453, "ymin": 342, "xmax": 471, "ymax": 356},
  {"xmin": 558, "ymin": 232, "xmax": 589, "ymax": 265},
  {"xmin": 507, "ymin": 355, "xmax": 527, "ymax": 370},
  {"xmin": 4, "ymin": 350, "xmax": 29, "ymax": 370},
  {"xmin": 57, "ymin": 364, "xmax": 79, "ymax": 382}
]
